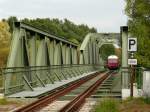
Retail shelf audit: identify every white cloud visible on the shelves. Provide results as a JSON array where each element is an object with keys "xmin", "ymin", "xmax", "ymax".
[{"xmin": 0, "ymin": 0, "xmax": 128, "ymax": 32}]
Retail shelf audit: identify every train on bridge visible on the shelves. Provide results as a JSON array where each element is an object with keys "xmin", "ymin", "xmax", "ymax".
[{"xmin": 107, "ymin": 55, "xmax": 119, "ymax": 70}]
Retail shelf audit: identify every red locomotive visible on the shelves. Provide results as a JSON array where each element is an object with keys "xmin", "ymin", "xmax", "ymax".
[{"xmin": 107, "ymin": 55, "xmax": 119, "ymax": 70}]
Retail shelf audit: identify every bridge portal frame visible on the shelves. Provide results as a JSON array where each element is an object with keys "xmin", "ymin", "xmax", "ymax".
[{"xmin": 79, "ymin": 33, "xmax": 120, "ymax": 65}]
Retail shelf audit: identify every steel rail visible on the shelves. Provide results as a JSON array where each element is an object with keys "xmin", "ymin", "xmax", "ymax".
[
  {"xmin": 59, "ymin": 71, "xmax": 112, "ymax": 112},
  {"xmin": 14, "ymin": 71, "xmax": 104, "ymax": 112}
]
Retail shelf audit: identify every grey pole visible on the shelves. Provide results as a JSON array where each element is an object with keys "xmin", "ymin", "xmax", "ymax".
[{"xmin": 121, "ymin": 26, "xmax": 129, "ymax": 89}]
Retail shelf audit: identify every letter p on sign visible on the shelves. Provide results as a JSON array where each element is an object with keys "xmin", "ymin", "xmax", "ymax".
[{"xmin": 128, "ymin": 38, "xmax": 137, "ymax": 52}]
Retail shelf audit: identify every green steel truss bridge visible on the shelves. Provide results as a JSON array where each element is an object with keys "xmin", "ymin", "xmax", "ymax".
[{"xmin": 1, "ymin": 22, "xmax": 124, "ymax": 97}]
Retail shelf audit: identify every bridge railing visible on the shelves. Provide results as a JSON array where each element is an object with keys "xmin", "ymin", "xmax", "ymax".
[
  {"xmin": 1, "ymin": 64, "xmax": 104, "ymax": 95},
  {"xmin": 121, "ymin": 67, "xmax": 144, "ymax": 89}
]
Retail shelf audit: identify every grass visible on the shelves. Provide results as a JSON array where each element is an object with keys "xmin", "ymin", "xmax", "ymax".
[
  {"xmin": 0, "ymin": 98, "xmax": 23, "ymax": 105},
  {"xmin": 142, "ymin": 97, "xmax": 150, "ymax": 104},
  {"xmin": 119, "ymin": 97, "xmax": 150, "ymax": 112},
  {"xmin": 0, "ymin": 98, "xmax": 9, "ymax": 105},
  {"xmin": 122, "ymin": 96, "xmax": 150, "ymax": 104},
  {"xmin": 0, "ymin": 98, "xmax": 18, "ymax": 105},
  {"xmin": 94, "ymin": 98, "xmax": 119, "ymax": 112},
  {"xmin": 93, "ymin": 97, "xmax": 150, "ymax": 112}
]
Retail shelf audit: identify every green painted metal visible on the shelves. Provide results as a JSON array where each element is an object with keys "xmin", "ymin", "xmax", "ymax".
[
  {"xmin": 2, "ymin": 65, "xmax": 102, "ymax": 95},
  {"xmin": 54, "ymin": 43, "xmax": 60, "ymax": 65},
  {"xmin": 22, "ymin": 75, "xmax": 34, "ymax": 91},
  {"xmin": 29, "ymin": 36, "xmax": 36, "ymax": 66},
  {"xmin": 15, "ymin": 22, "xmax": 77, "ymax": 46},
  {"xmin": 79, "ymin": 33, "xmax": 120, "ymax": 65},
  {"xmin": 66, "ymin": 46, "xmax": 71, "ymax": 64},
  {"xmin": 7, "ymin": 22, "xmax": 78, "ymax": 67},
  {"xmin": 5, "ymin": 22, "xmax": 79, "ymax": 95},
  {"xmin": 36, "ymin": 40, "xmax": 46, "ymax": 66},
  {"xmin": 121, "ymin": 26, "xmax": 129, "ymax": 89},
  {"xmin": 4, "ymin": 22, "xmax": 121, "ymax": 96},
  {"xmin": 62, "ymin": 44, "xmax": 66, "ymax": 64},
  {"xmin": 120, "ymin": 67, "xmax": 144, "ymax": 90},
  {"xmin": 49, "ymin": 40, "xmax": 55, "ymax": 65}
]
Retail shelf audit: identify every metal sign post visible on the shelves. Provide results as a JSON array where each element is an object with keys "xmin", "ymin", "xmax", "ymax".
[
  {"xmin": 128, "ymin": 38, "xmax": 137, "ymax": 98},
  {"xmin": 130, "ymin": 52, "xmax": 135, "ymax": 98}
]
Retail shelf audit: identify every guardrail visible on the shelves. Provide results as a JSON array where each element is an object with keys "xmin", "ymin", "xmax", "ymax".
[{"xmin": 1, "ymin": 64, "xmax": 104, "ymax": 95}]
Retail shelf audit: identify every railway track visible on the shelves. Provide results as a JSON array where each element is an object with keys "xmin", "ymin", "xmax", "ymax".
[
  {"xmin": 14, "ymin": 72, "xmax": 116, "ymax": 112},
  {"xmin": 59, "ymin": 71, "xmax": 112, "ymax": 112},
  {"xmin": 14, "ymin": 71, "xmax": 104, "ymax": 112}
]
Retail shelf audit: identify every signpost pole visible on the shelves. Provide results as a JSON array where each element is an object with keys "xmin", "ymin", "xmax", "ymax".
[
  {"xmin": 128, "ymin": 38, "xmax": 137, "ymax": 98},
  {"xmin": 130, "ymin": 52, "xmax": 136, "ymax": 98},
  {"xmin": 130, "ymin": 65, "xmax": 133, "ymax": 97}
]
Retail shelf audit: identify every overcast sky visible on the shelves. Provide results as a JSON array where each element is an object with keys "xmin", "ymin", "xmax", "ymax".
[{"xmin": 0, "ymin": 0, "xmax": 128, "ymax": 32}]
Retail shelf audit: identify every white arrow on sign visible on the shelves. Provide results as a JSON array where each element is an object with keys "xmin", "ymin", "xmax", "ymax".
[{"xmin": 128, "ymin": 38, "xmax": 137, "ymax": 52}]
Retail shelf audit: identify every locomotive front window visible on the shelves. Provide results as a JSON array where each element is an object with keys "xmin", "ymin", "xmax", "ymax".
[{"xmin": 108, "ymin": 59, "xmax": 118, "ymax": 63}]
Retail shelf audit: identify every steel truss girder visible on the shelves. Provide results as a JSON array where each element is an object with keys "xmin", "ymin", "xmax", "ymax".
[
  {"xmin": 79, "ymin": 33, "xmax": 120, "ymax": 65},
  {"xmin": 5, "ymin": 22, "xmax": 79, "ymax": 95},
  {"xmin": 7, "ymin": 22, "xmax": 78, "ymax": 68},
  {"xmin": 15, "ymin": 22, "xmax": 77, "ymax": 46}
]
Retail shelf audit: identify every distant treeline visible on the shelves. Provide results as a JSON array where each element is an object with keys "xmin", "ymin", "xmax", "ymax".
[{"xmin": 7, "ymin": 17, "xmax": 97, "ymax": 44}]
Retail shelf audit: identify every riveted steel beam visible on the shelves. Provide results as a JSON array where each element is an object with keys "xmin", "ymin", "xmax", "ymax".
[{"xmin": 14, "ymin": 22, "xmax": 78, "ymax": 47}]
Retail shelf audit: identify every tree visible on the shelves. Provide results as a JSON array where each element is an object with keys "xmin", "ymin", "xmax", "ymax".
[
  {"xmin": 0, "ymin": 21, "xmax": 11, "ymax": 67},
  {"xmin": 100, "ymin": 44, "xmax": 115, "ymax": 61},
  {"xmin": 115, "ymin": 48, "xmax": 121, "ymax": 60},
  {"xmin": 21, "ymin": 18, "xmax": 97, "ymax": 44},
  {"xmin": 7, "ymin": 16, "xmax": 18, "ymax": 33},
  {"xmin": 125, "ymin": 0, "xmax": 150, "ymax": 67}
]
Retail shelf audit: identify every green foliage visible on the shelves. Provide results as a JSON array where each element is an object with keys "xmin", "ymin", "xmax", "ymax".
[
  {"xmin": 100, "ymin": 44, "xmax": 115, "ymax": 61},
  {"xmin": 0, "ymin": 98, "xmax": 24, "ymax": 105},
  {"xmin": 0, "ymin": 98, "xmax": 8, "ymax": 105},
  {"xmin": 94, "ymin": 98, "xmax": 119, "ymax": 112},
  {"xmin": 20, "ymin": 18, "xmax": 97, "ymax": 44},
  {"xmin": 0, "ymin": 75, "xmax": 3, "ymax": 87},
  {"xmin": 0, "ymin": 21, "xmax": 11, "ymax": 67},
  {"xmin": 125, "ymin": 0, "xmax": 150, "ymax": 67},
  {"xmin": 122, "ymin": 97, "xmax": 150, "ymax": 105},
  {"xmin": 7, "ymin": 16, "xmax": 18, "ymax": 33},
  {"xmin": 142, "ymin": 97, "xmax": 150, "ymax": 104}
]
